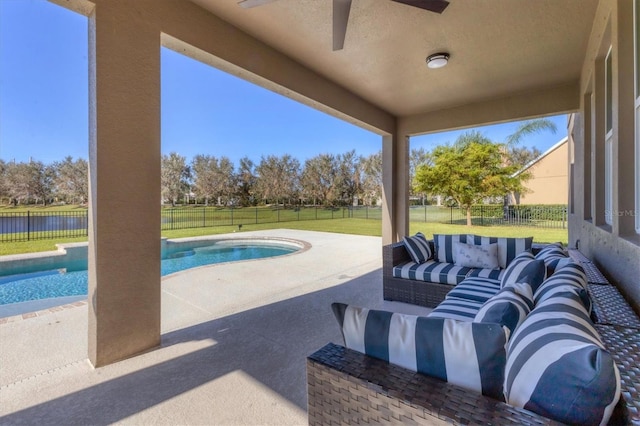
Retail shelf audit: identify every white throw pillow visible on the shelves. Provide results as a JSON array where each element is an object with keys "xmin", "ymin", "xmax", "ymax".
[{"xmin": 454, "ymin": 242, "xmax": 499, "ymax": 269}]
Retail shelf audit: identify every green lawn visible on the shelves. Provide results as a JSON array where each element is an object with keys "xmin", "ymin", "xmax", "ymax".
[{"xmin": 0, "ymin": 218, "xmax": 568, "ymax": 256}]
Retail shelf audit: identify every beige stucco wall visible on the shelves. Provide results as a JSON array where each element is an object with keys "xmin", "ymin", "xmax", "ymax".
[
  {"xmin": 568, "ymin": 0, "xmax": 640, "ymax": 313},
  {"xmin": 517, "ymin": 141, "xmax": 569, "ymax": 205}
]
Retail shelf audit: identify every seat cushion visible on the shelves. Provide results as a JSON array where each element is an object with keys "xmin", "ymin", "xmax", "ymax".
[
  {"xmin": 428, "ymin": 297, "xmax": 485, "ymax": 321},
  {"xmin": 393, "ymin": 260, "xmax": 471, "ymax": 285},
  {"xmin": 504, "ymin": 290, "xmax": 620, "ymax": 425},
  {"xmin": 467, "ymin": 267, "xmax": 504, "ymax": 280},
  {"xmin": 445, "ymin": 277, "xmax": 501, "ymax": 303},
  {"xmin": 534, "ymin": 261, "xmax": 591, "ymax": 312},
  {"xmin": 332, "ymin": 303, "xmax": 508, "ymax": 400}
]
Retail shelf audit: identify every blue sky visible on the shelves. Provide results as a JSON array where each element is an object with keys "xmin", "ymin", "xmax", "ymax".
[{"xmin": 0, "ymin": 0, "xmax": 566, "ymax": 166}]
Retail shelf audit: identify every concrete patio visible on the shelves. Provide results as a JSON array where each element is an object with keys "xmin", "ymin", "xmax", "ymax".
[{"xmin": 0, "ymin": 230, "xmax": 429, "ymax": 425}]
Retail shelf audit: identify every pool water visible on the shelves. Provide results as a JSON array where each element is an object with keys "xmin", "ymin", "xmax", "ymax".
[{"xmin": 0, "ymin": 244, "xmax": 296, "ymax": 306}]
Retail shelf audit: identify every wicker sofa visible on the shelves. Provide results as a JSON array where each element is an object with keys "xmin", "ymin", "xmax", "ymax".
[
  {"xmin": 383, "ymin": 235, "xmax": 535, "ymax": 308},
  {"xmin": 308, "ymin": 246, "xmax": 640, "ymax": 425}
]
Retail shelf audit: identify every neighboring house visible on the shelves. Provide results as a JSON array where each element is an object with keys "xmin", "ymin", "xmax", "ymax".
[{"xmin": 510, "ymin": 137, "xmax": 568, "ymax": 205}]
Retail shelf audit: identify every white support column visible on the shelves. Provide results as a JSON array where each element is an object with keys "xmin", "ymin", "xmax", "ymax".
[
  {"xmin": 382, "ymin": 130, "xmax": 409, "ymax": 244},
  {"xmin": 88, "ymin": 2, "xmax": 161, "ymax": 367}
]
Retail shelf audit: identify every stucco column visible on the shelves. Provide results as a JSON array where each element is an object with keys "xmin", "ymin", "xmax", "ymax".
[
  {"xmin": 382, "ymin": 131, "xmax": 409, "ymax": 244},
  {"xmin": 88, "ymin": 2, "xmax": 161, "ymax": 367}
]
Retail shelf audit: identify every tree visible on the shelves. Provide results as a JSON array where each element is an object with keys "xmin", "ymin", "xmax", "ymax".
[
  {"xmin": 359, "ymin": 151, "xmax": 382, "ymax": 206},
  {"xmin": 333, "ymin": 150, "xmax": 360, "ymax": 206},
  {"xmin": 414, "ymin": 132, "xmax": 523, "ymax": 226},
  {"xmin": 237, "ymin": 157, "xmax": 257, "ymax": 206},
  {"xmin": 300, "ymin": 154, "xmax": 336, "ymax": 205},
  {"xmin": 54, "ymin": 156, "xmax": 88, "ymax": 204},
  {"xmin": 191, "ymin": 155, "xmax": 217, "ymax": 205},
  {"xmin": 161, "ymin": 152, "xmax": 191, "ymax": 206},
  {"xmin": 255, "ymin": 155, "xmax": 300, "ymax": 206},
  {"xmin": 410, "ymin": 147, "xmax": 430, "ymax": 204}
]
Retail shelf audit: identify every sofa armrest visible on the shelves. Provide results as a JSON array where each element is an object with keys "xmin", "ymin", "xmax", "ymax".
[
  {"xmin": 382, "ymin": 241, "xmax": 411, "ymax": 278},
  {"xmin": 307, "ymin": 343, "xmax": 561, "ymax": 425}
]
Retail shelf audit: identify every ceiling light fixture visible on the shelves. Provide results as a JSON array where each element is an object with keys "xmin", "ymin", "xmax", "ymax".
[{"xmin": 426, "ymin": 52, "xmax": 450, "ymax": 69}]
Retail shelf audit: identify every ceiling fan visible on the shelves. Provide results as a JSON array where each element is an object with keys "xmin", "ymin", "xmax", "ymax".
[{"xmin": 237, "ymin": 0, "xmax": 449, "ymax": 51}]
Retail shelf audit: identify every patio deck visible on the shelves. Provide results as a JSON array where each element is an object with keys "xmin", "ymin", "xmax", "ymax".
[{"xmin": 0, "ymin": 230, "xmax": 429, "ymax": 425}]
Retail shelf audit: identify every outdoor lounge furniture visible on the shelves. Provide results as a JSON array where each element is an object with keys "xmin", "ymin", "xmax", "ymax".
[{"xmin": 307, "ymin": 238, "xmax": 640, "ymax": 425}]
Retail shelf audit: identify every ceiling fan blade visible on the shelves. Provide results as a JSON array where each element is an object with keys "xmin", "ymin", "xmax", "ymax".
[
  {"xmin": 238, "ymin": 0, "xmax": 279, "ymax": 9},
  {"xmin": 333, "ymin": 0, "xmax": 352, "ymax": 51},
  {"xmin": 390, "ymin": 0, "xmax": 449, "ymax": 14}
]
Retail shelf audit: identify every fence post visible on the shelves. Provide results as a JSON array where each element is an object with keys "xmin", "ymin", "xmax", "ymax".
[
  {"xmin": 255, "ymin": 207, "xmax": 258, "ymax": 224},
  {"xmin": 366, "ymin": 206, "xmax": 368, "ymax": 219},
  {"xmin": 450, "ymin": 206, "xmax": 453, "ymax": 224},
  {"xmin": 171, "ymin": 209, "xmax": 174, "ymax": 230},
  {"xmin": 231, "ymin": 207, "xmax": 234, "ymax": 226},
  {"xmin": 202, "ymin": 208, "xmax": 206, "ymax": 228},
  {"xmin": 298, "ymin": 207, "xmax": 300, "ymax": 221},
  {"xmin": 481, "ymin": 205, "xmax": 484, "ymax": 226},
  {"xmin": 424, "ymin": 205, "xmax": 427, "ymax": 222},
  {"xmin": 27, "ymin": 211, "xmax": 30, "ymax": 241},
  {"xmin": 277, "ymin": 207, "xmax": 280, "ymax": 223},
  {"xmin": 315, "ymin": 206, "xmax": 318, "ymax": 220}
]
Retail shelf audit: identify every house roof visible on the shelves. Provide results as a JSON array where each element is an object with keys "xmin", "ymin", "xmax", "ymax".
[{"xmin": 190, "ymin": 0, "xmax": 598, "ymax": 131}]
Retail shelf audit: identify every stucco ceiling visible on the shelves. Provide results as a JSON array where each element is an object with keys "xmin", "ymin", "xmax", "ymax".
[{"xmin": 190, "ymin": 0, "xmax": 598, "ymax": 118}]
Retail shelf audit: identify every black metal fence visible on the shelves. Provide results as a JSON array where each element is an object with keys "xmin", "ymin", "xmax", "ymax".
[
  {"xmin": 0, "ymin": 211, "xmax": 89, "ymax": 242},
  {"xmin": 0, "ymin": 204, "xmax": 567, "ymax": 243}
]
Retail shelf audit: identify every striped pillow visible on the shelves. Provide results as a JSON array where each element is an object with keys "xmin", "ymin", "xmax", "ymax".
[
  {"xmin": 332, "ymin": 303, "xmax": 508, "ymax": 399},
  {"xmin": 402, "ymin": 232, "xmax": 432, "ymax": 263},
  {"xmin": 504, "ymin": 293, "xmax": 620, "ymax": 425},
  {"xmin": 473, "ymin": 283, "xmax": 533, "ymax": 334},
  {"xmin": 500, "ymin": 251, "xmax": 545, "ymax": 291},
  {"xmin": 466, "ymin": 235, "xmax": 534, "ymax": 269}
]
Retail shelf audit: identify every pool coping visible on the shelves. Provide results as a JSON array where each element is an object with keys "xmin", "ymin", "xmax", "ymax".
[{"xmin": 0, "ymin": 235, "xmax": 311, "ymax": 323}]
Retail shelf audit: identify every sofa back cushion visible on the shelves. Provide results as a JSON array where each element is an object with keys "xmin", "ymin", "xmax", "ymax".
[
  {"xmin": 504, "ymin": 291, "xmax": 620, "ymax": 425},
  {"xmin": 402, "ymin": 232, "xmax": 433, "ymax": 263},
  {"xmin": 467, "ymin": 235, "xmax": 533, "ymax": 268},
  {"xmin": 473, "ymin": 283, "xmax": 533, "ymax": 334},
  {"xmin": 500, "ymin": 251, "xmax": 546, "ymax": 292},
  {"xmin": 433, "ymin": 234, "xmax": 476, "ymax": 263},
  {"xmin": 534, "ymin": 244, "xmax": 571, "ymax": 277},
  {"xmin": 533, "ymin": 261, "xmax": 591, "ymax": 313},
  {"xmin": 332, "ymin": 303, "xmax": 508, "ymax": 400}
]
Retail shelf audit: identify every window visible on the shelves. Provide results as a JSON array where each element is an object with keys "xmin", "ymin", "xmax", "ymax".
[
  {"xmin": 635, "ymin": 0, "xmax": 640, "ymax": 232},
  {"xmin": 605, "ymin": 47, "xmax": 613, "ymax": 225}
]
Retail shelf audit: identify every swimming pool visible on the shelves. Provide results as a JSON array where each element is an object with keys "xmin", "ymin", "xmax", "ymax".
[{"xmin": 0, "ymin": 238, "xmax": 302, "ymax": 306}]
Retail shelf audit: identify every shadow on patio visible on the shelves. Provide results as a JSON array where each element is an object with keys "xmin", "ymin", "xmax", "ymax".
[{"xmin": 0, "ymin": 267, "xmax": 426, "ymax": 425}]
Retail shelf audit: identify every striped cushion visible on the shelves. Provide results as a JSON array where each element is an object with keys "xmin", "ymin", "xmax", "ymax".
[
  {"xmin": 535, "ymin": 244, "xmax": 570, "ymax": 277},
  {"xmin": 504, "ymin": 293, "xmax": 620, "ymax": 425},
  {"xmin": 467, "ymin": 267, "xmax": 504, "ymax": 280},
  {"xmin": 466, "ymin": 235, "xmax": 534, "ymax": 268},
  {"xmin": 500, "ymin": 251, "xmax": 545, "ymax": 292},
  {"xmin": 403, "ymin": 232, "xmax": 432, "ymax": 263},
  {"xmin": 534, "ymin": 261, "xmax": 591, "ymax": 312},
  {"xmin": 473, "ymin": 283, "xmax": 533, "ymax": 334},
  {"xmin": 392, "ymin": 260, "xmax": 471, "ymax": 285},
  {"xmin": 445, "ymin": 277, "xmax": 501, "ymax": 303},
  {"xmin": 332, "ymin": 303, "xmax": 508, "ymax": 399},
  {"xmin": 433, "ymin": 234, "xmax": 476, "ymax": 263},
  {"xmin": 428, "ymin": 297, "xmax": 485, "ymax": 321}
]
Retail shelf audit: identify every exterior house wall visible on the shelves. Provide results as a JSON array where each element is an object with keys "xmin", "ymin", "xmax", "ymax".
[
  {"xmin": 514, "ymin": 140, "xmax": 568, "ymax": 205},
  {"xmin": 569, "ymin": 0, "xmax": 640, "ymax": 312}
]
